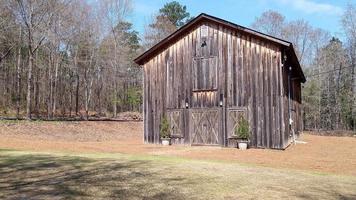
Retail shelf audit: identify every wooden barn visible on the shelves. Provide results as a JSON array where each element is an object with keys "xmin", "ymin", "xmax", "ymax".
[{"xmin": 134, "ymin": 13, "xmax": 306, "ymax": 149}]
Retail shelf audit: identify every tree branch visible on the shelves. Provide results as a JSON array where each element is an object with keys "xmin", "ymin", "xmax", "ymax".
[
  {"xmin": 32, "ymin": 36, "xmax": 45, "ymax": 53},
  {"xmin": 0, "ymin": 45, "xmax": 14, "ymax": 65}
]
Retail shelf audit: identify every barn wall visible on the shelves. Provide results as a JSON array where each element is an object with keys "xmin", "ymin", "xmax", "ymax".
[
  {"xmin": 143, "ymin": 20, "xmax": 302, "ymax": 149},
  {"xmin": 280, "ymin": 60, "xmax": 304, "ymax": 148}
]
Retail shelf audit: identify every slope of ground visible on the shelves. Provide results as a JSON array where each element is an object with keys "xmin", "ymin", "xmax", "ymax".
[{"xmin": 0, "ymin": 120, "xmax": 355, "ymax": 176}]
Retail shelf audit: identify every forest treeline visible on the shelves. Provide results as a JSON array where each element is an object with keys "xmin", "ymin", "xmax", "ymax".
[
  {"xmin": 251, "ymin": 6, "xmax": 356, "ymax": 131},
  {"xmin": 0, "ymin": 0, "xmax": 193, "ymax": 120},
  {"xmin": 0, "ymin": 0, "xmax": 143, "ymax": 120},
  {"xmin": 0, "ymin": 0, "xmax": 355, "ymax": 131}
]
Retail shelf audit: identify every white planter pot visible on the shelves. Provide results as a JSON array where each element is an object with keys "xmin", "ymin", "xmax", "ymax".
[
  {"xmin": 161, "ymin": 138, "xmax": 170, "ymax": 146},
  {"xmin": 238, "ymin": 142, "xmax": 248, "ymax": 150}
]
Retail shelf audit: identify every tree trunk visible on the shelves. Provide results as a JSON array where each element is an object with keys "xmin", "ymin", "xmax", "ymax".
[
  {"xmin": 26, "ymin": 48, "xmax": 33, "ymax": 120},
  {"xmin": 34, "ymin": 51, "xmax": 40, "ymax": 118},
  {"xmin": 74, "ymin": 52, "xmax": 79, "ymax": 116},
  {"xmin": 75, "ymin": 73, "xmax": 79, "ymax": 116},
  {"xmin": 351, "ymin": 51, "xmax": 356, "ymax": 132},
  {"xmin": 84, "ymin": 65, "xmax": 95, "ymax": 121},
  {"xmin": 113, "ymin": 37, "xmax": 118, "ymax": 118},
  {"xmin": 69, "ymin": 79, "xmax": 73, "ymax": 117},
  {"xmin": 16, "ymin": 41, "xmax": 21, "ymax": 119},
  {"xmin": 47, "ymin": 53, "xmax": 53, "ymax": 119},
  {"xmin": 84, "ymin": 68, "xmax": 93, "ymax": 121},
  {"xmin": 96, "ymin": 68, "xmax": 103, "ymax": 116},
  {"xmin": 113, "ymin": 82, "xmax": 117, "ymax": 118},
  {"xmin": 33, "ymin": 71, "xmax": 37, "ymax": 117},
  {"xmin": 335, "ymin": 62, "xmax": 342, "ymax": 130},
  {"xmin": 52, "ymin": 54, "xmax": 59, "ymax": 116}
]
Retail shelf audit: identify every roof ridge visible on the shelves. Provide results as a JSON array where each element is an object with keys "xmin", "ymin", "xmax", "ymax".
[{"xmin": 134, "ymin": 13, "xmax": 292, "ymax": 65}]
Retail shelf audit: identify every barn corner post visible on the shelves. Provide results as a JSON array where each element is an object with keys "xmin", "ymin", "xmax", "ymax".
[
  {"xmin": 278, "ymin": 49, "xmax": 286, "ymax": 149},
  {"xmin": 286, "ymin": 57, "xmax": 296, "ymax": 145},
  {"xmin": 142, "ymin": 63, "xmax": 146, "ymax": 144},
  {"xmin": 220, "ymin": 93, "xmax": 227, "ymax": 147}
]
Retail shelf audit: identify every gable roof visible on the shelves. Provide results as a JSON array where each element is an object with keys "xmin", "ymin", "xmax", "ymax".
[{"xmin": 135, "ymin": 13, "xmax": 306, "ymax": 83}]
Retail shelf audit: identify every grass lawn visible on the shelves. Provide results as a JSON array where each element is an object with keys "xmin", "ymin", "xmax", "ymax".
[{"xmin": 0, "ymin": 149, "xmax": 355, "ymax": 200}]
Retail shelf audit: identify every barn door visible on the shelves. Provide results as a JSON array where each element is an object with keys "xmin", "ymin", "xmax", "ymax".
[
  {"xmin": 226, "ymin": 108, "xmax": 247, "ymax": 147},
  {"xmin": 189, "ymin": 108, "xmax": 222, "ymax": 145},
  {"xmin": 226, "ymin": 108, "xmax": 247, "ymax": 138},
  {"xmin": 167, "ymin": 109, "xmax": 184, "ymax": 138}
]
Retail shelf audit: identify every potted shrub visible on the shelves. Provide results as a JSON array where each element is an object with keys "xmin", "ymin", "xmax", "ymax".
[
  {"xmin": 234, "ymin": 116, "xmax": 250, "ymax": 150},
  {"xmin": 160, "ymin": 115, "xmax": 170, "ymax": 146}
]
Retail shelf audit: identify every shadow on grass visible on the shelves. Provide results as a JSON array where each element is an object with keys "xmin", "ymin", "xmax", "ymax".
[
  {"xmin": 0, "ymin": 152, "xmax": 192, "ymax": 199},
  {"xmin": 296, "ymin": 192, "xmax": 356, "ymax": 200},
  {"xmin": 0, "ymin": 150, "xmax": 355, "ymax": 200},
  {"xmin": 265, "ymin": 183, "xmax": 356, "ymax": 200}
]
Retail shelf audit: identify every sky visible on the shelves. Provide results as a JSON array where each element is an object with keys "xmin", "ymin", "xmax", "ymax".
[{"xmin": 127, "ymin": 0, "xmax": 354, "ymax": 39}]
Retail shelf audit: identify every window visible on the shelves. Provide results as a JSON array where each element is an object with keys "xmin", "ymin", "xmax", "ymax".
[
  {"xmin": 194, "ymin": 25, "xmax": 218, "ymax": 57},
  {"xmin": 192, "ymin": 57, "xmax": 218, "ymax": 91}
]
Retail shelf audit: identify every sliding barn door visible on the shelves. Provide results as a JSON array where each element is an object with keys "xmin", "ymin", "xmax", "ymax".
[{"xmin": 189, "ymin": 108, "xmax": 222, "ymax": 145}]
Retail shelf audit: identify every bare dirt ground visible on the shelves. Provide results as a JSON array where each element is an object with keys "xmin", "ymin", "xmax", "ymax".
[{"xmin": 0, "ymin": 120, "xmax": 355, "ymax": 176}]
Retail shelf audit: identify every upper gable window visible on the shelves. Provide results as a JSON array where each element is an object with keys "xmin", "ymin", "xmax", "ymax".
[
  {"xmin": 194, "ymin": 25, "xmax": 218, "ymax": 57},
  {"xmin": 201, "ymin": 25, "xmax": 208, "ymax": 37}
]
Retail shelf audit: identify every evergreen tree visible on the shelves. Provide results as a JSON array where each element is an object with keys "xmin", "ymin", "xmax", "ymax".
[{"xmin": 144, "ymin": 1, "xmax": 192, "ymax": 49}]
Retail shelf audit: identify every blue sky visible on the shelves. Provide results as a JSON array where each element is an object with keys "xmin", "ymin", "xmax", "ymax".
[{"xmin": 127, "ymin": 0, "xmax": 354, "ymax": 39}]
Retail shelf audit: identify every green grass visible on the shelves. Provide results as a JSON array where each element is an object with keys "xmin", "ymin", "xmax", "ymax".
[{"xmin": 0, "ymin": 149, "xmax": 355, "ymax": 200}]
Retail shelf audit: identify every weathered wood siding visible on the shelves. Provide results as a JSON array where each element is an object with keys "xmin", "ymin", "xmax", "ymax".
[{"xmin": 143, "ymin": 20, "xmax": 303, "ymax": 149}]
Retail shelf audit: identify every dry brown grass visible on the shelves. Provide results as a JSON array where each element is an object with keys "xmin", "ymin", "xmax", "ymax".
[
  {"xmin": 0, "ymin": 120, "xmax": 355, "ymax": 176},
  {"xmin": 0, "ymin": 150, "xmax": 355, "ymax": 199}
]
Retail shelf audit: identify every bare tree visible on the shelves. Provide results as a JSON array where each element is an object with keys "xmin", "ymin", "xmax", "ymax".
[
  {"xmin": 252, "ymin": 10, "xmax": 355, "ymax": 131},
  {"xmin": 13, "ymin": 0, "xmax": 59, "ymax": 119},
  {"xmin": 144, "ymin": 15, "xmax": 176, "ymax": 49},
  {"xmin": 98, "ymin": 0, "xmax": 132, "ymax": 117},
  {"xmin": 283, "ymin": 20, "xmax": 315, "ymax": 66},
  {"xmin": 16, "ymin": 25, "xmax": 22, "ymax": 118},
  {"xmin": 251, "ymin": 10, "xmax": 317, "ymax": 67},
  {"xmin": 0, "ymin": 0, "xmax": 142, "ymax": 120},
  {"xmin": 0, "ymin": 2, "xmax": 17, "ymax": 66},
  {"xmin": 251, "ymin": 10, "xmax": 285, "ymax": 38}
]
